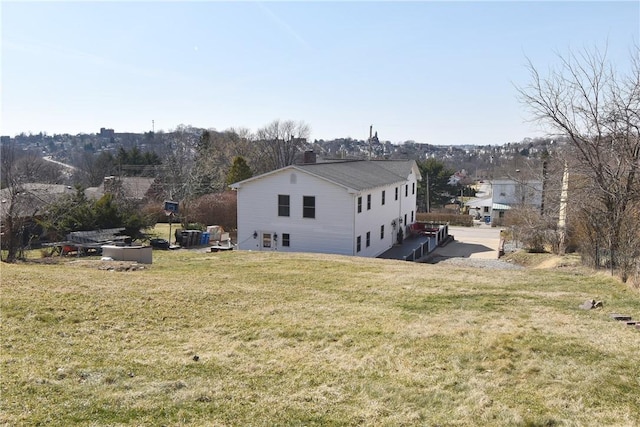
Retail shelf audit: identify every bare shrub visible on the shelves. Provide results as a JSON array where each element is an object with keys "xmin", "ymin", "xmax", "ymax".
[
  {"xmin": 505, "ymin": 206, "xmax": 553, "ymax": 253},
  {"xmin": 616, "ymin": 204, "xmax": 640, "ymax": 283},
  {"xmin": 189, "ymin": 191, "xmax": 237, "ymax": 230}
]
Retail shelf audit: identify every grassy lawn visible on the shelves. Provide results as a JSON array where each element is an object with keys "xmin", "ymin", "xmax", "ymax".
[{"xmin": 1, "ymin": 250, "xmax": 639, "ymax": 426}]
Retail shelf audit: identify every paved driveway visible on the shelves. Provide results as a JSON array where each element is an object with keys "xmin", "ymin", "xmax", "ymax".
[{"xmin": 430, "ymin": 225, "xmax": 502, "ymax": 260}]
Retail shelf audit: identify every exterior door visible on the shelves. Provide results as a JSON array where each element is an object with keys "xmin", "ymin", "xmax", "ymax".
[{"xmin": 261, "ymin": 232, "xmax": 272, "ymax": 250}]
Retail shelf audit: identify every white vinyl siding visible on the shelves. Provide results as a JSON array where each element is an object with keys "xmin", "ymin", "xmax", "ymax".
[
  {"xmin": 236, "ymin": 169, "xmax": 355, "ymax": 255},
  {"xmin": 235, "ymin": 162, "xmax": 420, "ymax": 258}
]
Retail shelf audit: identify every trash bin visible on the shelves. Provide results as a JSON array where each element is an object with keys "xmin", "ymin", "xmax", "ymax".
[
  {"xmin": 180, "ymin": 231, "xmax": 189, "ymax": 247},
  {"xmin": 484, "ymin": 216, "xmax": 491, "ymax": 224},
  {"xmin": 201, "ymin": 232, "xmax": 210, "ymax": 245}
]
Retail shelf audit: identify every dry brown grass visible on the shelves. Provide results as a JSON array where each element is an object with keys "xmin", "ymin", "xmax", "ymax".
[{"xmin": 2, "ymin": 250, "xmax": 639, "ymax": 426}]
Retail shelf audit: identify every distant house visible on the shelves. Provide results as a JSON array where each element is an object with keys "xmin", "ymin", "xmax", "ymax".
[
  {"xmin": 230, "ymin": 159, "xmax": 421, "ymax": 257},
  {"xmin": 85, "ymin": 176, "xmax": 156, "ymax": 201},
  {"xmin": 0, "ymin": 183, "xmax": 76, "ymax": 220},
  {"xmin": 448, "ymin": 169, "xmax": 468, "ymax": 186},
  {"xmin": 0, "ymin": 184, "xmax": 79, "ymax": 248},
  {"xmin": 466, "ymin": 179, "xmax": 543, "ymax": 223},
  {"xmin": 0, "ymin": 177, "xmax": 156, "ymax": 221},
  {"xmin": 1, "ymin": 177, "xmax": 157, "ymax": 242}
]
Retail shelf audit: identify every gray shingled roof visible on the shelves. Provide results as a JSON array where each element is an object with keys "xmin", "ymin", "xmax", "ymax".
[
  {"xmin": 296, "ymin": 160, "xmax": 418, "ymax": 191},
  {"xmin": 373, "ymin": 160, "xmax": 419, "ymax": 178},
  {"xmin": 85, "ymin": 177, "xmax": 155, "ymax": 200},
  {"xmin": 0, "ymin": 184, "xmax": 76, "ymax": 218},
  {"xmin": 1, "ymin": 178, "xmax": 157, "ymax": 220}
]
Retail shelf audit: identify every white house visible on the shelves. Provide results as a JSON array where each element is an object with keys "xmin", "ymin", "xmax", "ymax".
[
  {"xmin": 465, "ymin": 179, "xmax": 543, "ymax": 223},
  {"xmin": 230, "ymin": 159, "xmax": 421, "ymax": 257}
]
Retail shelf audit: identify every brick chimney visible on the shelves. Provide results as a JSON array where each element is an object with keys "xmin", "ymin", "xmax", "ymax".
[{"xmin": 303, "ymin": 150, "xmax": 316, "ymax": 164}]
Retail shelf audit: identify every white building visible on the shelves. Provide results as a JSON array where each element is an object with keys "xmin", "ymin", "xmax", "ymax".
[
  {"xmin": 466, "ymin": 179, "xmax": 543, "ymax": 223},
  {"xmin": 230, "ymin": 159, "xmax": 421, "ymax": 257}
]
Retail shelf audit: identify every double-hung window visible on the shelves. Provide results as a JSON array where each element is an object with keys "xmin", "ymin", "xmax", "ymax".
[
  {"xmin": 282, "ymin": 233, "xmax": 290, "ymax": 247},
  {"xmin": 382, "ymin": 190, "xmax": 386, "ymax": 205},
  {"xmin": 366, "ymin": 231, "xmax": 370, "ymax": 247},
  {"xmin": 278, "ymin": 195, "xmax": 290, "ymax": 217},
  {"xmin": 356, "ymin": 236, "xmax": 361, "ymax": 252},
  {"xmin": 357, "ymin": 196, "xmax": 362, "ymax": 213},
  {"xmin": 367, "ymin": 194, "xmax": 371, "ymax": 210},
  {"xmin": 303, "ymin": 196, "xmax": 315, "ymax": 218}
]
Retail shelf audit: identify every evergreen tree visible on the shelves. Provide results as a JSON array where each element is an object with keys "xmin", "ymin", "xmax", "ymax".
[
  {"xmin": 94, "ymin": 194, "xmax": 122, "ymax": 229},
  {"xmin": 226, "ymin": 156, "xmax": 253, "ymax": 186},
  {"xmin": 417, "ymin": 158, "xmax": 457, "ymax": 211}
]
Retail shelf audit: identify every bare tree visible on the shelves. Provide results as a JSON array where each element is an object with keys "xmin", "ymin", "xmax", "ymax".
[
  {"xmin": 517, "ymin": 44, "xmax": 640, "ymax": 279},
  {"xmin": 225, "ymin": 127, "xmax": 256, "ymax": 160},
  {"xmin": 255, "ymin": 120, "xmax": 310, "ymax": 172},
  {"xmin": 157, "ymin": 125, "xmax": 200, "ymax": 200},
  {"xmin": 223, "ymin": 127, "xmax": 263, "ymax": 177},
  {"xmin": 71, "ymin": 150, "xmax": 118, "ymax": 187},
  {"xmin": 0, "ymin": 144, "xmax": 50, "ymax": 261}
]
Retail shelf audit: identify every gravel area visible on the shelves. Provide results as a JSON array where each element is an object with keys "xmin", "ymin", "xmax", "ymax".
[{"xmin": 422, "ymin": 256, "xmax": 524, "ymax": 270}]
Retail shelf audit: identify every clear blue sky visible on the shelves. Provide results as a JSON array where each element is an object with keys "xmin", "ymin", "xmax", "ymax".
[{"xmin": 2, "ymin": 1, "xmax": 638, "ymax": 145}]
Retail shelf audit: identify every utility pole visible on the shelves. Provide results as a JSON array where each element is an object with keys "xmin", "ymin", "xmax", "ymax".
[
  {"xmin": 558, "ymin": 161, "xmax": 569, "ymax": 255},
  {"xmin": 540, "ymin": 153, "xmax": 548, "ymax": 215},
  {"xmin": 426, "ymin": 173, "xmax": 430, "ymax": 213}
]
